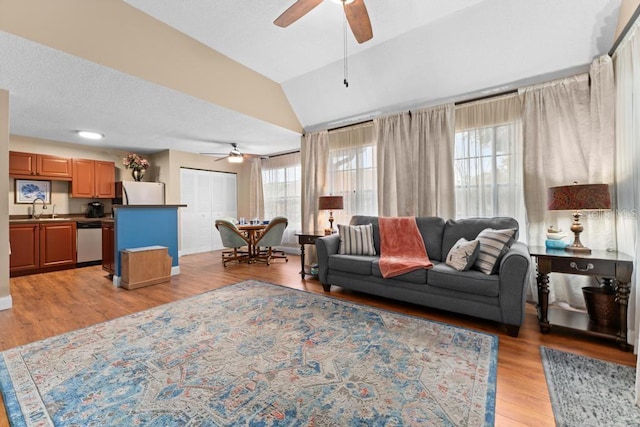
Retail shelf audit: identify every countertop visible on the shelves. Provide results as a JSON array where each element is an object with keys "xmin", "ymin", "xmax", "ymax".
[{"xmin": 9, "ymin": 216, "xmax": 114, "ymax": 224}]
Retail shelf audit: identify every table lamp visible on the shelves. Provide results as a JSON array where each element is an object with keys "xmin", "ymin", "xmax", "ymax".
[
  {"xmin": 318, "ymin": 195, "xmax": 343, "ymax": 234},
  {"xmin": 547, "ymin": 182, "xmax": 611, "ymax": 253}
]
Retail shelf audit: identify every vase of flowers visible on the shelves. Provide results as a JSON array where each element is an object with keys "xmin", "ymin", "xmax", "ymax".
[{"xmin": 122, "ymin": 153, "xmax": 150, "ymax": 182}]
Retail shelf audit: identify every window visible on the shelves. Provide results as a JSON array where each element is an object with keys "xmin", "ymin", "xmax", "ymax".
[
  {"xmin": 453, "ymin": 95, "xmax": 526, "ymax": 235},
  {"xmin": 261, "ymin": 152, "xmax": 301, "ymax": 244},
  {"xmin": 327, "ymin": 123, "xmax": 377, "ymax": 225}
]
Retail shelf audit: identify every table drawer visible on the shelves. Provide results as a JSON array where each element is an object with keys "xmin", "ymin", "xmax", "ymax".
[
  {"xmin": 299, "ymin": 235, "xmax": 320, "ymax": 245},
  {"xmin": 551, "ymin": 258, "xmax": 616, "ymax": 277}
]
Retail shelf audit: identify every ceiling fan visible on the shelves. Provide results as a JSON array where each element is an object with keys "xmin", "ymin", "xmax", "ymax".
[
  {"xmin": 274, "ymin": 0, "xmax": 373, "ymax": 44},
  {"xmin": 201, "ymin": 143, "xmax": 249, "ymax": 163}
]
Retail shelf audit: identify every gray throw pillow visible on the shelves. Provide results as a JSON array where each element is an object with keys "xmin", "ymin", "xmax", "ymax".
[
  {"xmin": 473, "ymin": 228, "xmax": 517, "ymax": 275},
  {"xmin": 338, "ymin": 223, "xmax": 376, "ymax": 256},
  {"xmin": 446, "ymin": 238, "xmax": 480, "ymax": 271}
]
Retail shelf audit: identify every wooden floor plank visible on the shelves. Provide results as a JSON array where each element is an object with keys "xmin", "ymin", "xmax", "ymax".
[{"xmin": 0, "ymin": 251, "xmax": 636, "ymax": 426}]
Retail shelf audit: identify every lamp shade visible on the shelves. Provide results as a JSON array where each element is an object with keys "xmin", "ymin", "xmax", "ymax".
[
  {"xmin": 318, "ymin": 195, "xmax": 344, "ymax": 210},
  {"xmin": 547, "ymin": 183, "xmax": 611, "ymax": 211}
]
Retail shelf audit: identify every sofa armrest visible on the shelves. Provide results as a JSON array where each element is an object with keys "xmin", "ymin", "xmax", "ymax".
[
  {"xmin": 316, "ymin": 234, "xmax": 341, "ymax": 284},
  {"xmin": 498, "ymin": 242, "xmax": 532, "ymax": 328}
]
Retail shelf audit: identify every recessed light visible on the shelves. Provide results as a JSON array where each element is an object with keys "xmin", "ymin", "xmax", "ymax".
[{"xmin": 77, "ymin": 131, "xmax": 104, "ymax": 140}]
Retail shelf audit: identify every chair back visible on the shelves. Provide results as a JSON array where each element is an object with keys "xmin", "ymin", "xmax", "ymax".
[
  {"xmin": 256, "ymin": 216, "xmax": 288, "ymax": 248},
  {"xmin": 215, "ymin": 219, "xmax": 249, "ymax": 248}
]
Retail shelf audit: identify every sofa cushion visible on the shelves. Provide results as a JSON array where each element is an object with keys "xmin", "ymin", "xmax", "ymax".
[
  {"xmin": 338, "ymin": 223, "xmax": 376, "ymax": 255},
  {"xmin": 473, "ymin": 228, "xmax": 517, "ymax": 274},
  {"xmin": 428, "ymin": 262, "xmax": 500, "ymax": 297},
  {"xmin": 442, "ymin": 217, "xmax": 519, "ymax": 258},
  {"xmin": 350, "ymin": 216, "xmax": 381, "ymax": 254},
  {"xmin": 351, "ymin": 215, "xmax": 446, "ymax": 261},
  {"xmin": 414, "ymin": 217, "xmax": 446, "ymax": 261},
  {"xmin": 329, "ymin": 254, "xmax": 377, "ymax": 275},
  {"xmin": 372, "ymin": 260, "xmax": 428, "ymax": 284},
  {"xmin": 445, "ymin": 238, "xmax": 480, "ymax": 271}
]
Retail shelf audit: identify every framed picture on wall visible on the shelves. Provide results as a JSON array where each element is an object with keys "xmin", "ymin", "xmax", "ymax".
[{"xmin": 15, "ymin": 180, "xmax": 51, "ymax": 204}]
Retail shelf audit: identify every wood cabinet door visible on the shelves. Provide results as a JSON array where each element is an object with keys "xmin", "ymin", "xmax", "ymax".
[
  {"xmin": 94, "ymin": 161, "xmax": 116, "ymax": 198},
  {"xmin": 37, "ymin": 154, "xmax": 72, "ymax": 179},
  {"xmin": 40, "ymin": 222, "xmax": 77, "ymax": 267},
  {"xmin": 102, "ymin": 223, "xmax": 115, "ymax": 274},
  {"xmin": 9, "ymin": 151, "xmax": 36, "ymax": 176},
  {"xmin": 71, "ymin": 159, "xmax": 96, "ymax": 198},
  {"xmin": 9, "ymin": 224, "xmax": 40, "ymax": 272}
]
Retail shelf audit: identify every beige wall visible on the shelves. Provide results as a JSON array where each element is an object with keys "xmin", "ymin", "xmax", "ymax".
[
  {"xmin": 615, "ymin": 0, "xmax": 640, "ymax": 39},
  {"xmin": 0, "ymin": 0, "xmax": 301, "ymax": 134},
  {"xmin": 1, "ymin": 90, "xmax": 10, "ymax": 307}
]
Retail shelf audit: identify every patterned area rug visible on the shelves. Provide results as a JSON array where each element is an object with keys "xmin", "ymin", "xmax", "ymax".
[
  {"xmin": 1, "ymin": 281, "xmax": 497, "ymax": 426},
  {"xmin": 541, "ymin": 346, "xmax": 640, "ymax": 426}
]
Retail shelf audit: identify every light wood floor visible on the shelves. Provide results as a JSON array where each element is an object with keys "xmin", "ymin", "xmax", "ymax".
[{"xmin": 0, "ymin": 252, "xmax": 636, "ymax": 426}]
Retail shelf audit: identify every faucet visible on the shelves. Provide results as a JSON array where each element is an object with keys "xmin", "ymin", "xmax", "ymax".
[{"xmin": 32, "ymin": 197, "xmax": 47, "ymax": 219}]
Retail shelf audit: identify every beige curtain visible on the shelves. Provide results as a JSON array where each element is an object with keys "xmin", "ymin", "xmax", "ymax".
[
  {"xmin": 521, "ymin": 56, "xmax": 616, "ymax": 309},
  {"xmin": 248, "ymin": 158, "xmax": 264, "ymax": 221},
  {"xmin": 612, "ymin": 12, "xmax": 640, "ymax": 400},
  {"xmin": 375, "ymin": 107, "xmax": 455, "ymax": 218},
  {"xmin": 411, "ymin": 104, "xmax": 456, "ymax": 218},
  {"xmin": 375, "ymin": 112, "xmax": 413, "ymax": 217},
  {"xmin": 301, "ymin": 130, "xmax": 329, "ymax": 234}
]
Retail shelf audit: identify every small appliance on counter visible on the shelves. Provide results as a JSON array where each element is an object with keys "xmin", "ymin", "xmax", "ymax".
[{"xmin": 86, "ymin": 202, "xmax": 105, "ymax": 218}]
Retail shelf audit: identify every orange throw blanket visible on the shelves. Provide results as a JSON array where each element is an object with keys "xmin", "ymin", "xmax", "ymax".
[{"xmin": 379, "ymin": 217, "xmax": 433, "ymax": 278}]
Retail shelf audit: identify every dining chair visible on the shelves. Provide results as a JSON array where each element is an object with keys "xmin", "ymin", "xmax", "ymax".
[
  {"xmin": 254, "ymin": 216, "xmax": 289, "ymax": 265},
  {"xmin": 214, "ymin": 218, "xmax": 250, "ymax": 267}
]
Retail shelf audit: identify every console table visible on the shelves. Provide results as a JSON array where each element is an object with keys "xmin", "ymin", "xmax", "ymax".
[
  {"xmin": 295, "ymin": 232, "xmax": 326, "ymax": 279},
  {"xmin": 530, "ymin": 246, "xmax": 633, "ymax": 351}
]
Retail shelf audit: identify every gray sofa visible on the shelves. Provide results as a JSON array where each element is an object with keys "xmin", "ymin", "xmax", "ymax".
[{"xmin": 315, "ymin": 215, "xmax": 531, "ymax": 337}]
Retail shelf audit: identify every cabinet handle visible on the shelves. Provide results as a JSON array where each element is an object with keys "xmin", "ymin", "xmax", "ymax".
[{"xmin": 570, "ymin": 261, "xmax": 594, "ymax": 272}]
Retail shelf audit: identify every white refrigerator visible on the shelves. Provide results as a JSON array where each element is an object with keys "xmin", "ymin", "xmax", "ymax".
[{"xmin": 118, "ymin": 181, "xmax": 165, "ymax": 205}]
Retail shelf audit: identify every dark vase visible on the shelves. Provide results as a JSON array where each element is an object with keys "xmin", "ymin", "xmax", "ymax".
[{"xmin": 132, "ymin": 169, "xmax": 145, "ymax": 182}]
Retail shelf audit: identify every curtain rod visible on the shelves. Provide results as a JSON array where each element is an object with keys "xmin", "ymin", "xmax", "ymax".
[{"xmin": 609, "ymin": 4, "xmax": 640, "ymax": 56}]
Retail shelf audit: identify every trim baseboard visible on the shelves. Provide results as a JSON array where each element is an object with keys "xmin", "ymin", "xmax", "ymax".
[{"xmin": 0, "ymin": 295, "xmax": 13, "ymax": 311}]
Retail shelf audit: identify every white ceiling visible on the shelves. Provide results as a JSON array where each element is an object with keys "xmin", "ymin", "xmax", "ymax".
[{"xmin": 0, "ymin": 0, "xmax": 623, "ymax": 157}]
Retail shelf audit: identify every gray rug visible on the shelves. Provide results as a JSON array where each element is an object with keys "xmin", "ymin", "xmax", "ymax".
[{"xmin": 541, "ymin": 346, "xmax": 640, "ymax": 426}]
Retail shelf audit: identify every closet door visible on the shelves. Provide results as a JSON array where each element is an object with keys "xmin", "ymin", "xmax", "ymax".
[{"xmin": 180, "ymin": 168, "xmax": 238, "ymax": 255}]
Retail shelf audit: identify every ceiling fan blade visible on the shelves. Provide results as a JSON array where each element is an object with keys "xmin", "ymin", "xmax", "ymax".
[
  {"xmin": 274, "ymin": 0, "xmax": 323, "ymax": 27},
  {"xmin": 344, "ymin": 0, "xmax": 373, "ymax": 44},
  {"xmin": 214, "ymin": 156, "xmax": 230, "ymax": 162}
]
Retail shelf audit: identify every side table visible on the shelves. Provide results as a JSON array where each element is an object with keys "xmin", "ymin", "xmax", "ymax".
[
  {"xmin": 530, "ymin": 246, "xmax": 633, "ymax": 351},
  {"xmin": 295, "ymin": 232, "xmax": 326, "ymax": 279}
]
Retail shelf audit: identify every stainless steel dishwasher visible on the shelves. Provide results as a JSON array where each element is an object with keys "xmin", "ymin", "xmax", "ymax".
[{"xmin": 77, "ymin": 221, "xmax": 103, "ymax": 266}]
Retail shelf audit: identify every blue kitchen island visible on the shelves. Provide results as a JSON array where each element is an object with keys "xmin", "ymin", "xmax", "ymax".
[{"xmin": 111, "ymin": 204, "xmax": 186, "ymax": 288}]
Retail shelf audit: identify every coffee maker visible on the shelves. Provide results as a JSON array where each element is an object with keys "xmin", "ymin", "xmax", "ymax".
[{"xmin": 86, "ymin": 202, "xmax": 104, "ymax": 218}]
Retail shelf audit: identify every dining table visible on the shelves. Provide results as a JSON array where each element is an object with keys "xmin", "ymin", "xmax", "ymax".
[{"xmin": 237, "ymin": 223, "xmax": 267, "ymax": 260}]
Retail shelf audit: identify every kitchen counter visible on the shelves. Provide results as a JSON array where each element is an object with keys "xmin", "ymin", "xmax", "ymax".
[{"xmin": 10, "ymin": 216, "xmax": 113, "ymax": 224}]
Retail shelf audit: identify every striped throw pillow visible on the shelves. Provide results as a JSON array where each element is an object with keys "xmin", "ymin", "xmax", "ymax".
[
  {"xmin": 473, "ymin": 228, "xmax": 517, "ymax": 275},
  {"xmin": 338, "ymin": 224, "xmax": 376, "ymax": 256}
]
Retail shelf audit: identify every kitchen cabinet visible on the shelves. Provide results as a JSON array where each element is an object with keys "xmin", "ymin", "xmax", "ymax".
[
  {"xmin": 102, "ymin": 221, "xmax": 115, "ymax": 275},
  {"xmin": 71, "ymin": 159, "xmax": 115, "ymax": 198},
  {"xmin": 9, "ymin": 151, "xmax": 73, "ymax": 181},
  {"xmin": 9, "ymin": 223, "xmax": 40, "ymax": 273},
  {"xmin": 9, "ymin": 221, "xmax": 77, "ymax": 276}
]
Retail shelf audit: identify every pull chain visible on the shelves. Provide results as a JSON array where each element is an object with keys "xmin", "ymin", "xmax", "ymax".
[{"xmin": 343, "ymin": 8, "xmax": 349, "ymax": 88}]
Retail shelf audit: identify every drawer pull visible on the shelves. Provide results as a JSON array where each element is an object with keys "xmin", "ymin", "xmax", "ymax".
[{"xmin": 570, "ymin": 261, "xmax": 594, "ymax": 272}]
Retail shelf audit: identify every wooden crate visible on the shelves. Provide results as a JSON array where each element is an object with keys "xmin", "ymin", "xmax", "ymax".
[{"xmin": 120, "ymin": 245, "xmax": 172, "ymax": 290}]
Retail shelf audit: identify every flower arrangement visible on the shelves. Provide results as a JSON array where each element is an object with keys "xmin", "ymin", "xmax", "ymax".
[{"xmin": 122, "ymin": 153, "xmax": 150, "ymax": 170}]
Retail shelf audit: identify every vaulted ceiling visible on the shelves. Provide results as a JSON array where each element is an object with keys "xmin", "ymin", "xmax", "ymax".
[{"xmin": 0, "ymin": 0, "xmax": 623, "ymax": 157}]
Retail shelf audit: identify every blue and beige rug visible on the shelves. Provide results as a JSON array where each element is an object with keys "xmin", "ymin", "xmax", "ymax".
[
  {"xmin": 541, "ymin": 346, "xmax": 640, "ymax": 426},
  {"xmin": 1, "ymin": 281, "xmax": 497, "ymax": 426}
]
